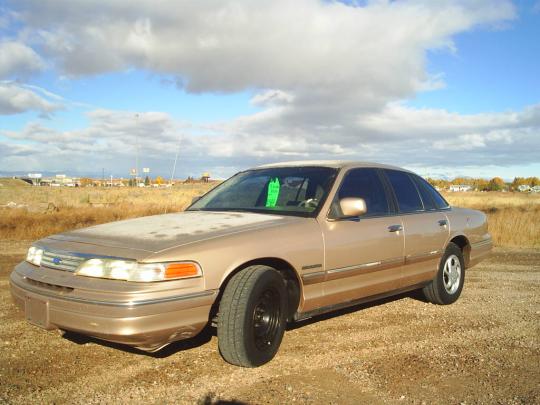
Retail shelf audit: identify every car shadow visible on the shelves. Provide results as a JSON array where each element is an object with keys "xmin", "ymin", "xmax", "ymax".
[
  {"xmin": 62, "ymin": 324, "xmax": 216, "ymax": 358},
  {"xmin": 62, "ymin": 290, "xmax": 428, "ymax": 357},
  {"xmin": 287, "ymin": 289, "xmax": 427, "ymax": 330}
]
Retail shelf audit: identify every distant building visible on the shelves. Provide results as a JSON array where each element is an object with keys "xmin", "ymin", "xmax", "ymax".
[
  {"xmin": 449, "ymin": 184, "xmax": 472, "ymax": 192},
  {"xmin": 22, "ymin": 174, "xmax": 81, "ymax": 187},
  {"xmin": 51, "ymin": 175, "xmax": 80, "ymax": 187},
  {"xmin": 201, "ymin": 172, "xmax": 211, "ymax": 183}
]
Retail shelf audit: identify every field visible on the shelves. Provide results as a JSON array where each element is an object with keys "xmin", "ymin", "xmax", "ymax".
[
  {"xmin": 0, "ymin": 181, "xmax": 216, "ymax": 240},
  {"xmin": 442, "ymin": 191, "xmax": 540, "ymax": 248},
  {"xmin": 0, "ymin": 181, "xmax": 539, "ymax": 404},
  {"xmin": 1, "ymin": 180, "xmax": 539, "ymax": 247}
]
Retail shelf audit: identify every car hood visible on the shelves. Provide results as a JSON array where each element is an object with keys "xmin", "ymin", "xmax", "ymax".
[{"xmin": 46, "ymin": 211, "xmax": 303, "ymax": 254}]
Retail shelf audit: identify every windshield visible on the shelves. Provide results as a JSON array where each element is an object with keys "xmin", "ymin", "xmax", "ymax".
[{"xmin": 188, "ymin": 167, "xmax": 338, "ymax": 217}]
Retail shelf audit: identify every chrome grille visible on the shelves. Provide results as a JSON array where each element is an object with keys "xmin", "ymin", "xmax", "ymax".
[{"xmin": 41, "ymin": 250, "xmax": 86, "ymax": 272}]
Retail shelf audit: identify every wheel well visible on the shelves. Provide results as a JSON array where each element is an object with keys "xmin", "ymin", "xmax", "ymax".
[
  {"xmin": 211, "ymin": 258, "xmax": 302, "ymax": 324},
  {"xmin": 449, "ymin": 235, "xmax": 471, "ymax": 267}
]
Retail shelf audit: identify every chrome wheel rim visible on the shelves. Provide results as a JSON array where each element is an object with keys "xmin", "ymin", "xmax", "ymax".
[{"xmin": 443, "ymin": 254, "xmax": 461, "ymax": 294}]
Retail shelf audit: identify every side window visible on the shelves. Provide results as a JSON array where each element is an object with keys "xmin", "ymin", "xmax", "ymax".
[
  {"xmin": 330, "ymin": 168, "xmax": 390, "ymax": 218},
  {"xmin": 415, "ymin": 176, "xmax": 450, "ymax": 209},
  {"xmin": 384, "ymin": 170, "xmax": 424, "ymax": 213},
  {"xmin": 411, "ymin": 175, "xmax": 436, "ymax": 210}
]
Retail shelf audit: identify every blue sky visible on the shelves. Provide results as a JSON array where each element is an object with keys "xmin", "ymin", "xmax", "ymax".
[
  {"xmin": 0, "ymin": 0, "xmax": 539, "ymax": 180},
  {"xmin": 410, "ymin": 0, "xmax": 540, "ymax": 114}
]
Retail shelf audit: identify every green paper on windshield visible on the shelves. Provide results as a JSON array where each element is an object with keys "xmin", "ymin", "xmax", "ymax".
[{"xmin": 265, "ymin": 177, "xmax": 280, "ymax": 207}]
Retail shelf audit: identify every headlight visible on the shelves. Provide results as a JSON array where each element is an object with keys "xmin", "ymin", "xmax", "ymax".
[
  {"xmin": 26, "ymin": 246, "xmax": 44, "ymax": 266},
  {"xmin": 75, "ymin": 259, "xmax": 202, "ymax": 282}
]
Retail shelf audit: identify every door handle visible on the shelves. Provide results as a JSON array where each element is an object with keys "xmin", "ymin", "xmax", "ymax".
[
  {"xmin": 388, "ymin": 224, "xmax": 403, "ymax": 232},
  {"xmin": 438, "ymin": 219, "xmax": 448, "ymax": 226}
]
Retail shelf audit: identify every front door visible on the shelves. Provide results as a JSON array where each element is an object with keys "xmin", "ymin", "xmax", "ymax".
[{"xmin": 320, "ymin": 168, "xmax": 404, "ymax": 307}]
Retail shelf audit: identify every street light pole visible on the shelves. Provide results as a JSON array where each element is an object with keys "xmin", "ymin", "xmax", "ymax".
[
  {"xmin": 135, "ymin": 113, "xmax": 140, "ymax": 185},
  {"xmin": 170, "ymin": 136, "xmax": 181, "ymax": 185}
]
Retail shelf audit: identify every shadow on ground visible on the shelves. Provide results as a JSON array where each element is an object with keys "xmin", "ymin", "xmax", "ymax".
[{"xmin": 62, "ymin": 289, "xmax": 427, "ymax": 357}]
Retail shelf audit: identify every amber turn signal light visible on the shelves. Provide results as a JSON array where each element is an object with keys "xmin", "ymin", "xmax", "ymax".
[{"xmin": 165, "ymin": 263, "xmax": 200, "ymax": 279}]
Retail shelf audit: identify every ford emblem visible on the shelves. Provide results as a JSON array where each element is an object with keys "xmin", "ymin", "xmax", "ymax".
[{"xmin": 53, "ymin": 257, "xmax": 62, "ymax": 265}]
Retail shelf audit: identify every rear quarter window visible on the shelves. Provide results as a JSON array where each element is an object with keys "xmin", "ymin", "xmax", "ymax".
[
  {"xmin": 411, "ymin": 175, "xmax": 436, "ymax": 210},
  {"xmin": 414, "ymin": 175, "xmax": 450, "ymax": 209}
]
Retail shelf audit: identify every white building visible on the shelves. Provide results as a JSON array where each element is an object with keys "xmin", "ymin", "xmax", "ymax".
[{"xmin": 448, "ymin": 184, "xmax": 472, "ymax": 192}]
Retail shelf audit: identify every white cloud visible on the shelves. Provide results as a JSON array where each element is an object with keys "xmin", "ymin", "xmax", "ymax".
[
  {"xmin": 2, "ymin": 0, "xmax": 537, "ymax": 178},
  {"xmin": 0, "ymin": 41, "xmax": 44, "ymax": 78},
  {"xmin": 250, "ymin": 90, "xmax": 295, "ymax": 108},
  {"xmin": 0, "ymin": 81, "xmax": 63, "ymax": 115},
  {"xmin": 15, "ymin": 1, "xmax": 514, "ymax": 98},
  {"xmin": 2, "ymin": 101, "xmax": 539, "ymax": 177}
]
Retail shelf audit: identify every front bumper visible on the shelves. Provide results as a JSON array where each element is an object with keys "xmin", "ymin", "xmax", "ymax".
[{"xmin": 10, "ymin": 262, "xmax": 218, "ymax": 352}]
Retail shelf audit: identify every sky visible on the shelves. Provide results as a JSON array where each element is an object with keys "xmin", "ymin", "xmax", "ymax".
[{"xmin": 0, "ymin": 0, "xmax": 539, "ymax": 180}]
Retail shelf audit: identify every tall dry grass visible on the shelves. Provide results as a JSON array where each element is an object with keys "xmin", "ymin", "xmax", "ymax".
[
  {"xmin": 1, "ymin": 182, "xmax": 538, "ymax": 248},
  {"xmin": 443, "ymin": 192, "xmax": 540, "ymax": 248},
  {"xmin": 0, "ymin": 181, "xmax": 214, "ymax": 209},
  {"xmin": 0, "ymin": 182, "xmax": 216, "ymax": 240}
]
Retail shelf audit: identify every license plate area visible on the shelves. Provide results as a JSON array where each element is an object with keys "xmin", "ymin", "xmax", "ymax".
[{"xmin": 25, "ymin": 297, "xmax": 51, "ymax": 329}]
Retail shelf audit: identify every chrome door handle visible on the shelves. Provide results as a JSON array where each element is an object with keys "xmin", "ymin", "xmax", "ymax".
[
  {"xmin": 388, "ymin": 224, "xmax": 403, "ymax": 232},
  {"xmin": 438, "ymin": 219, "xmax": 448, "ymax": 226}
]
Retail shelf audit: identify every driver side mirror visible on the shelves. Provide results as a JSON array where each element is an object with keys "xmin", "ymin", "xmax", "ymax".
[{"xmin": 339, "ymin": 197, "xmax": 367, "ymax": 217}]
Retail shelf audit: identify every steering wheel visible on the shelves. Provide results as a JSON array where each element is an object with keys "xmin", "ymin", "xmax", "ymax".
[{"xmin": 298, "ymin": 198, "xmax": 319, "ymax": 208}]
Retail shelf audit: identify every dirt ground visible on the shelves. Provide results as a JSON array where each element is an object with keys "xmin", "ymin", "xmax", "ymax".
[{"xmin": 0, "ymin": 242, "xmax": 538, "ymax": 404}]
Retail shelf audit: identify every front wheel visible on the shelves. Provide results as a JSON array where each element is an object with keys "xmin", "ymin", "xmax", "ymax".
[
  {"xmin": 422, "ymin": 242, "xmax": 465, "ymax": 305},
  {"xmin": 217, "ymin": 265, "xmax": 287, "ymax": 367}
]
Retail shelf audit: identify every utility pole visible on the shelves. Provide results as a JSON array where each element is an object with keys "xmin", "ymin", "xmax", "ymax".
[
  {"xmin": 135, "ymin": 113, "xmax": 140, "ymax": 185},
  {"xmin": 170, "ymin": 135, "xmax": 181, "ymax": 185}
]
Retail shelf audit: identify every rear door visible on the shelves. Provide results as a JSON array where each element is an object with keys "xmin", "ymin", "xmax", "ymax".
[
  {"xmin": 320, "ymin": 168, "xmax": 404, "ymax": 306},
  {"xmin": 382, "ymin": 170, "xmax": 450, "ymax": 287}
]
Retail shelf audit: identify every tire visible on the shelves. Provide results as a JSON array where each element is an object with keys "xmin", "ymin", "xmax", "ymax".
[
  {"xmin": 422, "ymin": 242, "xmax": 465, "ymax": 305},
  {"xmin": 217, "ymin": 265, "xmax": 287, "ymax": 367}
]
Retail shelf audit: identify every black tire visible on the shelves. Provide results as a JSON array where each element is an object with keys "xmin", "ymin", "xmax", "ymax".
[
  {"xmin": 422, "ymin": 242, "xmax": 465, "ymax": 305},
  {"xmin": 217, "ymin": 265, "xmax": 287, "ymax": 367}
]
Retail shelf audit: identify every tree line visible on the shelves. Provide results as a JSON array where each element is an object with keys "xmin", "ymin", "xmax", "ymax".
[{"xmin": 427, "ymin": 176, "xmax": 540, "ymax": 192}]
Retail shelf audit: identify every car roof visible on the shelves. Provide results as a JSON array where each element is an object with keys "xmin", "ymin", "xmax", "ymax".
[{"xmin": 252, "ymin": 160, "xmax": 413, "ymax": 173}]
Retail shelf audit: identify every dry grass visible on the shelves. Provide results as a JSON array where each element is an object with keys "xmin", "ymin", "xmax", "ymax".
[
  {"xmin": 0, "ymin": 182, "xmax": 214, "ymax": 209},
  {"xmin": 0, "ymin": 182, "xmax": 215, "ymax": 240},
  {"xmin": 443, "ymin": 191, "xmax": 540, "ymax": 248},
  {"xmin": 1, "ymin": 181, "xmax": 538, "ymax": 247}
]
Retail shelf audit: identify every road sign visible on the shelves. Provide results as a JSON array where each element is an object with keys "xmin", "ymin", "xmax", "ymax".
[
  {"xmin": 28, "ymin": 173, "xmax": 42, "ymax": 179},
  {"xmin": 143, "ymin": 168, "xmax": 150, "ymax": 173}
]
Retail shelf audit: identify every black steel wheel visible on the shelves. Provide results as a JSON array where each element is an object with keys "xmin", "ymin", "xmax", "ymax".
[
  {"xmin": 217, "ymin": 265, "xmax": 287, "ymax": 367},
  {"xmin": 252, "ymin": 287, "xmax": 281, "ymax": 351}
]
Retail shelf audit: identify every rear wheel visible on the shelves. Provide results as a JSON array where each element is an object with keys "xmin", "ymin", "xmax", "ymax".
[
  {"xmin": 422, "ymin": 242, "xmax": 465, "ymax": 305},
  {"xmin": 217, "ymin": 265, "xmax": 287, "ymax": 367}
]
